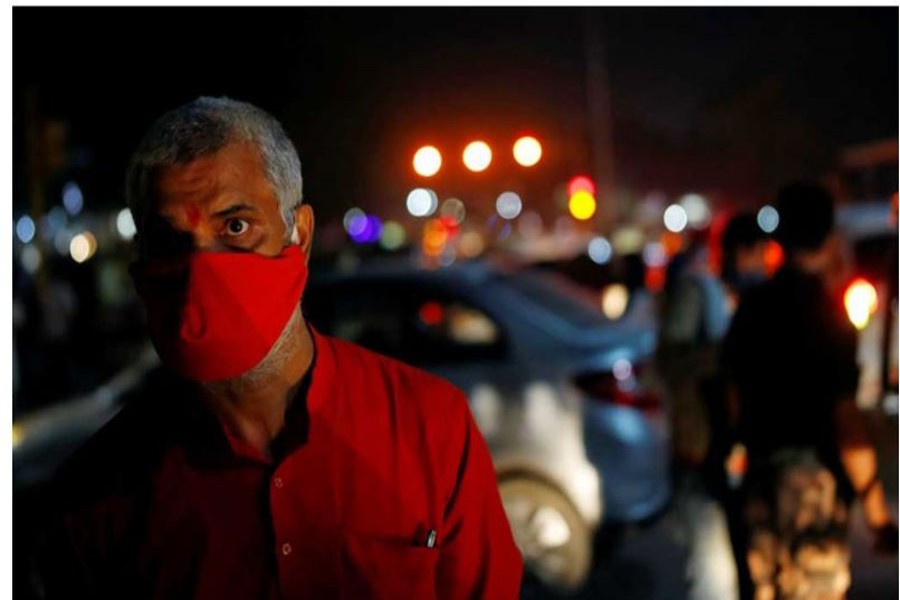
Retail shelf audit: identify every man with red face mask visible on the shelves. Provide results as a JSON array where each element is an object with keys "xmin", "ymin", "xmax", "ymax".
[{"xmin": 35, "ymin": 97, "xmax": 522, "ymax": 599}]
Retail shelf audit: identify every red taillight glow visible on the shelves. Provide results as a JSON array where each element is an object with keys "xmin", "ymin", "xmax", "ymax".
[
  {"xmin": 573, "ymin": 370, "xmax": 662, "ymax": 412},
  {"xmin": 418, "ymin": 301, "xmax": 445, "ymax": 326}
]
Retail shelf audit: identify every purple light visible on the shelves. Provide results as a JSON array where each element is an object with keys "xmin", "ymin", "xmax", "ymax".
[
  {"xmin": 349, "ymin": 215, "xmax": 383, "ymax": 244},
  {"xmin": 347, "ymin": 214, "xmax": 368, "ymax": 237}
]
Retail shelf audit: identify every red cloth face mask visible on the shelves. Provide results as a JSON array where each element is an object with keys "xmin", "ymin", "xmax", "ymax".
[{"xmin": 132, "ymin": 245, "xmax": 308, "ymax": 382}]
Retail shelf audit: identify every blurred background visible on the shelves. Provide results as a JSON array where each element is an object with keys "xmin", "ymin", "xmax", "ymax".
[{"xmin": 12, "ymin": 7, "xmax": 898, "ymax": 599}]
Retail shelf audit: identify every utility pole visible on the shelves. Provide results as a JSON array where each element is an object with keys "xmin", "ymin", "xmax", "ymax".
[{"xmin": 583, "ymin": 11, "xmax": 617, "ymax": 233}]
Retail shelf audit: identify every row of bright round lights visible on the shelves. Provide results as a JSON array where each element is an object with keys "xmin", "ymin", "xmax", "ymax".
[
  {"xmin": 413, "ymin": 137, "xmax": 542, "ymax": 177},
  {"xmin": 462, "ymin": 141, "xmax": 492, "ymax": 172}
]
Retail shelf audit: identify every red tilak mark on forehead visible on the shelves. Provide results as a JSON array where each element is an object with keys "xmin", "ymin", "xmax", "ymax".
[{"xmin": 185, "ymin": 206, "xmax": 201, "ymax": 229}]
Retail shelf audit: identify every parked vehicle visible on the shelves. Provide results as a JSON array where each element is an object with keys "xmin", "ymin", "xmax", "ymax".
[
  {"xmin": 304, "ymin": 255, "xmax": 670, "ymax": 591},
  {"xmin": 836, "ymin": 200, "xmax": 898, "ymax": 414}
]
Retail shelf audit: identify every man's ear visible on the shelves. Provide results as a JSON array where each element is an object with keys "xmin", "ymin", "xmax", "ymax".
[{"xmin": 293, "ymin": 204, "xmax": 315, "ymax": 263}]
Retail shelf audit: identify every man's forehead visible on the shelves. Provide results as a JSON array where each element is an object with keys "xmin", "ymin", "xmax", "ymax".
[{"xmin": 151, "ymin": 141, "xmax": 274, "ymax": 214}]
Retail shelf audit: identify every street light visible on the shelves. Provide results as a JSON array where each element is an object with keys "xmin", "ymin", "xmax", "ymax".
[
  {"xmin": 413, "ymin": 145, "xmax": 442, "ymax": 177},
  {"xmin": 513, "ymin": 136, "xmax": 542, "ymax": 167},
  {"xmin": 463, "ymin": 141, "xmax": 492, "ymax": 172}
]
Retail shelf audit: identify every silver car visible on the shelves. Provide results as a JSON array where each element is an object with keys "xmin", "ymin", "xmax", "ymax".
[{"xmin": 304, "ymin": 256, "xmax": 671, "ymax": 591}]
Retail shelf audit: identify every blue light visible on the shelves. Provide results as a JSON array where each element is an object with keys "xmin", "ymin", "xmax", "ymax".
[
  {"xmin": 62, "ymin": 182, "xmax": 84, "ymax": 216},
  {"xmin": 588, "ymin": 236, "xmax": 612, "ymax": 264},
  {"xmin": 16, "ymin": 215, "xmax": 36, "ymax": 244}
]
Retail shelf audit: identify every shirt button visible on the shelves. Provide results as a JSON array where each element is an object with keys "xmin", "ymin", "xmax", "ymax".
[
  {"xmin": 282, "ymin": 543, "xmax": 292, "ymax": 556},
  {"xmin": 273, "ymin": 477, "xmax": 284, "ymax": 489}
]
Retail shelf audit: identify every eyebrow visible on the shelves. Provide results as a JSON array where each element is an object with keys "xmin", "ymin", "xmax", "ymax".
[{"xmin": 212, "ymin": 203, "xmax": 258, "ymax": 219}]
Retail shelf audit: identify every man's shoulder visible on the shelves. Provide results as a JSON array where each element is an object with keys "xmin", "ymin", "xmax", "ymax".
[{"xmin": 52, "ymin": 369, "xmax": 188, "ymax": 507}]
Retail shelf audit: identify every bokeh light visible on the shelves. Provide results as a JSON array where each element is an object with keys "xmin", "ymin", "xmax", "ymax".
[
  {"xmin": 567, "ymin": 175, "xmax": 596, "ymax": 197},
  {"xmin": 419, "ymin": 301, "xmax": 445, "ymax": 326},
  {"xmin": 349, "ymin": 215, "xmax": 383, "ymax": 244},
  {"xmin": 568, "ymin": 190, "xmax": 597, "ymax": 221},
  {"xmin": 423, "ymin": 218, "xmax": 450, "ymax": 256},
  {"xmin": 407, "ymin": 188, "xmax": 438, "ymax": 217},
  {"xmin": 21, "ymin": 245, "xmax": 42, "ymax": 274},
  {"xmin": 69, "ymin": 232, "xmax": 97, "ymax": 263},
  {"xmin": 343, "ymin": 208, "xmax": 366, "ymax": 233},
  {"xmin": 496, "ymin": 191, "xmax": 523, "ymax": 220},
  {"xmin": 612, "ymin": 358, "xmax": 633, "ymax": 381},
  {"xmin": 116, "ymin": 208, "xmax": 137, "ymax": 240},
  {"xmin": 660, "ymin": 231, "xmax": 683, "ymax": 256},
  {"xmin": 513, "ymin": 136, "xmax": 542, "ymax": 167},
  {"xmin": 642, "ymin": 241, "xmax": 667, "ymax": 268},
  {"xmin": 844, "ymin": 278, "xmax": 878, "ymax": 330},
  {"xmin": 601, "ymin": 284, "xmax": 629, "ymax": 320},
  {"xmin": 757, "ymin": 205, "xmax": 779, "ymax": 233},
  {"xmin": 441, "ymin": 198, "xmax": 466, "ymax": 223},
  {"xmin": 458, "ymin": 230, "xmax": 486, "ymax": 258},
  {"xmin": 413, "ymin": 145, "xmax": 442, "ymax": 177},
  {"xmin": 462, "ymin": 141, "xmax": 492, "ymax": 172},
  {"xmin": 612, "ymin": 227, "xmax": 646, "ymax": 255},
  {"xmin": 16, "ymin": 215, "xmax": 36, "ymax": 244},
  {"xmin": 53, "ymin": 229, "xmax": 73, "ymax": 256},
  {"xmin": 763, "ymin": 240, "xmax": 784, "ymax": 275},
  {"xmin": 679, "ymin": 193, "xmax": 710, "ymax": 229},
  {"xmin": 379, "ymin": 221, "xmax": 406, "ymax": 250},
  {"xmin": 663, "ymin": 204, "xmax": 688, "ymax": 233},
  {"xmin": 587, "ymin": 236, "xmax": 612, "ymax": 265},
  {"xmin": 62, "ymin": 182, "xmax": 84, "ymax": 216}
]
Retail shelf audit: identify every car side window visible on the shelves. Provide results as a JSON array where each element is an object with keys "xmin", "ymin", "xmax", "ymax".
[{"xmin": 304, "ymin": 279, "xmax": 506, "ymax": 367}]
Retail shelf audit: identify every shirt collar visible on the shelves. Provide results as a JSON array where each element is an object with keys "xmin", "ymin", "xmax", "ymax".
[{"xmin": 176, "ymin": 322, "xmax": 335, "ymax": 467}]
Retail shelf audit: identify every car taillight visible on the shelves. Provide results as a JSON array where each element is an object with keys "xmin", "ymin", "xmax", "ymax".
[
  {"xmin": 573, "ymin": 365, "xmax": 662, "ymax": 412},
  {"xmin": 844, "ymin": 277, "xmax": 878, "ymax": 330}
]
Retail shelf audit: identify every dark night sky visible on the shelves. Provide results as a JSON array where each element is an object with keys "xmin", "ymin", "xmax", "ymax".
[{"xmin": 13, "ymin": 7, "xmax": 898, "ymax": 225}]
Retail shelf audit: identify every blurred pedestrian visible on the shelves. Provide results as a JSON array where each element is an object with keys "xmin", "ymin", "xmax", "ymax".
[
  {"xmin": 658, "ymin": 213, "xmax": 773, "ymax": 600},
  {"xmin": 723, "ymin": 181, "xmax": 897, "ymax": 600},
  {"xmin": 34, "ymin": 97, "xmax": 522, "ymax": 599}
]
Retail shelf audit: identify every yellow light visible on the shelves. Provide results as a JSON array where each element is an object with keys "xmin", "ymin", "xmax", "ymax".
[
  {"xmin": 513, "ymin": 136, "xmax": 542, "ymax": 167},
  {"xmin": 69, "ymin": 231, "xmax": 97, "ymax": 263},
  {"xmin": 12, "ymin": 423, "xmax": 23, "ymax": 450},
  {"xmin": 601, "ymin": 284, "xmax": 629, "ymax": 320},
  {"xmin": 844, "ymin": 278, "xmax": 878, "ymax": 330},
  {"xmin": 568, "ymin": 190, "xmax": 597, "ymax": 221},
  {"xmin": 413, "ymin": 145, "xmax": 442, "ymax": 177},
  {"xmin": 463, "ymin": 141, "xmax": 492, "ymax": 172}
]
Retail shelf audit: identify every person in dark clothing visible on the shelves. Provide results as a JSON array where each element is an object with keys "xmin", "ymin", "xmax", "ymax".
[{"xmin": 723, "ymin": 182, "xmax": 896, "ymax": 600}]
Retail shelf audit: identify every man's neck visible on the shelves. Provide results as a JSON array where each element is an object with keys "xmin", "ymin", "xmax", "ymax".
[{"xmin": 199, "ymin": 319, "xmax": 315, "ymax": 456}]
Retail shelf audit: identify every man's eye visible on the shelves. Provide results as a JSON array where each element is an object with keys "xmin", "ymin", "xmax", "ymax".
[{"xmin": 224, "ymin": 218, "xmax": 249, "ymax": 236}]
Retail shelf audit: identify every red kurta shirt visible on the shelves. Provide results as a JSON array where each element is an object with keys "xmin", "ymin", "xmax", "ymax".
[{"xmin": 39, "ymin": 329, "xmax": 523, "ymax": 599}]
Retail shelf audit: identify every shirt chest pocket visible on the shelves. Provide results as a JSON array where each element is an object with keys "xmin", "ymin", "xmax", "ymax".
[{"xmin": 340, "ymin": 531, "xmax": 440, "ymax": 600}]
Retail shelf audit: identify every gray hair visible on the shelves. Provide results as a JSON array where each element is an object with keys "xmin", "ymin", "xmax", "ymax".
[{"xmin": 125, "ymin": 96, "xmax": 303, "ymax": 244}]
